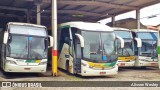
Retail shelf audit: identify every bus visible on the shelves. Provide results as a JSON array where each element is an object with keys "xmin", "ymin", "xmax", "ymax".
[
  {"xmin": 113, "ymin": 27, "xmax": 136, "ymax": 67},
  {"xmin": 132, "ymin": 29, "xmax": 158, "ymax": 68},
  {"xmin": 0, "ymin": 22, "xmax": 53, "ymax": 72},
  {"xmin": 158, "ymin": 28, "xmax": 160, "ymax": 69},
  {"xmin": 58, "ymin": 21, "xmax": 124, "ymax": 76}
]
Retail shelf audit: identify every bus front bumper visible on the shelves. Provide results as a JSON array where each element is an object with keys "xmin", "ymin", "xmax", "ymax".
[
  {"xmin": 4, "ymin": 63, "xmax": 47, "ymax": 73},
  {"xmin": 80, "ymin": 65, "xmax": 118, "ymax": 76},
  {"xmin": 135, "ymin": 60, "xmax": 158, "ymax": 67},
  {"xmin": 118, "ymin": 60, "xmax": 135, "ymax": 67}
]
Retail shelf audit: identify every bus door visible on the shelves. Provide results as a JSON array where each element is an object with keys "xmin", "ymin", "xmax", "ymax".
[{"xmin": 70, "ymin": 28, "xmax": 81, "ymax": 74}]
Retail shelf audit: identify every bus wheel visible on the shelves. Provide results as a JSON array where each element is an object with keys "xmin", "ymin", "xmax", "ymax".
[
  {"xmin": 141, "ymin": 66, "xmax": 146, "ymax": 69},
  {"xmin": 65, "ymin": 61, "xmax": 69, "ymax": 72}
]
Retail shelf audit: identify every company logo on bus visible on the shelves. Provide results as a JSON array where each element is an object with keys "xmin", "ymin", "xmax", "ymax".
[
  {"xmin": 87, "ymin": 61, "xmax": 116, "ymax": 68},
  {"xmin": 118, "ymin": 56, "xmax": 136, "ymax": 61}
]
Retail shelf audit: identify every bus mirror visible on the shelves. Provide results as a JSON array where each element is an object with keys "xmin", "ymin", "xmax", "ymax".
[
  {"xmin": 116, "ymin": 35, "xmax": 124, "ymax": 48},
  {"xmin": 3, "ymin": 31, "xmax": 9, "ymax": 44},
  {"xmin": 48, "ymin": 35, "xmax": 53, "ymax": 48},
  {"xmin": 134, "ymin": 37, "xmax": 142, "ymax": 47},
  {"xmin": 75, "ymin": 33, "xmax": 84, "ymax": 47}
]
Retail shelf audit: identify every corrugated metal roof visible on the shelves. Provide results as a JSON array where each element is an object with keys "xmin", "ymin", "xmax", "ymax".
[{"xmin": 0, "ymin": 0, "xmax": 159, "ymax": 24}]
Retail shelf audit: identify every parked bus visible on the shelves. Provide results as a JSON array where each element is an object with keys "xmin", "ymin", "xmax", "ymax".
[
  {"xmin": 58, "ymin": 21, "xmax": 124, "ymax": 76},
  {"xmin": 132, "ymin": 29, "xmax": 158, "ymax": 68},
  {"xmin": 158, "ymin": 28, "xmax": 160, "ymax": 69},
  {"xmin": 0, "ymin": 22, "xmax": 53, "ymax": 72},
  {"xmin": 113, "ymin": 27, "xmax": 136, "ymax": 67}
]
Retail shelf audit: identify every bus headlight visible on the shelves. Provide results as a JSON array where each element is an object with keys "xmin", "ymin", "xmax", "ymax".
[
  {"xmin": 39, "ymin": 61, "xmax": 47, "ymax": 65},
  {"xmin": 81, "ymin": 62, "xmax": 87, "ymax": 66},
  {"xmin": 141, "ymin": 59, "xmax": 145, "ymax": 61},
  {"xmin": 81, "ymin": 62, "xmax": 89, "ymax": 67},
  {"xmin": 5, "ymin": 60, "xmax": 17, "ymax": 64}
]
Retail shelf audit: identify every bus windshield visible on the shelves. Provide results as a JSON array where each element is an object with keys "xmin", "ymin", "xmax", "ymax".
[
  {"xmin": 82, "ymin": 31, "xmax": 117, "ymax": 63},
  {"xmin": 30, "ymin": 37, "xmax": 47, "ymax": 59},
  {"xmin": 115, "ymin": 31, "xmax": 132, "ymax": 39},
  {"xmin": 118, "ymin": 40, "xmax": 134, "ymax": 56},
  {"xmin": 114, "ymin": 30, "xmax": 134, "ymax": 56},
  {"xmin": 140, "ymin": 40, "xmax": 157, "ymax": 57},
  {"xmin": 7, "ymin": 35, "xmax": 47, "ymax": 59},
  {"xmin": 137, "ymin": 32, "xmax": 157, "ymax": 57},
  {"xmin": 7, "ymin": 35, "xmax": 28, "ymax": 58},
  {"xmin": 137, "ymin": 32, "xmax": 157, "ymax": 40}
]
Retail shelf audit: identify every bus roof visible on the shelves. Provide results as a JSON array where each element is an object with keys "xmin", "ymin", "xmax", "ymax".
[
  {"xmin": 60, "ymin": 21, "xmax": 113, "ymax": 32},
  {"xmin": 131, "ymin": 29, "xmax": 158, "ymax": 33},
  {"xmin": 112, "ymin": 27, "xmax": 130, "ymax": 31},
  {"xmin": 8, "ymin": 22, "xmax": 46, "ymax": 28}
]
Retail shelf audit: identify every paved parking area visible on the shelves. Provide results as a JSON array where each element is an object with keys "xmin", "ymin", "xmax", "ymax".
[
  {"xmin": 0, "ymin": 67, "xmax": 160, "ymax": 90},
  {"xmin": 0, "ymin": 67, "xmax": 160, "ymax": 81}
]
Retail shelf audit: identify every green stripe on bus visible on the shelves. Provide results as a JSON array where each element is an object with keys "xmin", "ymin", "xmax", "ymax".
[
  {"xmin": 61, "ymin": 25, "xmax": 70, "ymax": 29},
  {"xmin": 158, "ymin": 46, "xmax": 160, "ymax": 54},
  {"xmin": 26, "ymin": 60, "xmax": 35, "ymax": 63},
  {"xmin": 104, "ymin": 62, "xmax": 117, "ymax": 67}
]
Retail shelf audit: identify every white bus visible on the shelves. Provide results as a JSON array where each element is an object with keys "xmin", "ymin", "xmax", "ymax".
[
  {"xmin": 0, "ymin": 22, "xmax": 53, "ymax": 72},
  {"xmin": 132, "ymin": 29, "xmax": 158, "ymax": 68},
  {"xmin": 58, "ymin": 22, "xmax": 124, "ymax": 76},
  {"xmin": 113, "ymin": 27, "xmax": 136, "ymax": 67},
  {"xmin": 158, "ymin": 28, "xmax": 160, "ymax": 69}
]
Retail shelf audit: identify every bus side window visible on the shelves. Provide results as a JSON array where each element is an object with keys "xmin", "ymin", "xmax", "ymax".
[
  {"xmin": 76, "ymin": 39, "xmax": 81, "ymax": 58},
  {"xmin": 64, "ymin": 37, "xmax": 70, "ymax": 45},
  {"xmin": 70, "ymin": 28, "xmax": 81, "ymax": 58},
  {"xmin": 60, "ymin": 28, "xmax": 70, "ymax": 50}
]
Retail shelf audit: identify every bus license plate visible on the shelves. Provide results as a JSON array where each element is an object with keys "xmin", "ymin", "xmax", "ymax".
[
  {"xmin": 120, "ymin": 63, "xmax": 125, "ymax": 66},
  {"xmin": 100, "ymin": 72, "xmax": 106, "ymax": 75},
  {"xmin": 24, "ymin": 68, "xmax": 30, "ymax": 70},
  {"xmin": 151, "ymin": 63, "xmax": 155, "ymax": 65}
]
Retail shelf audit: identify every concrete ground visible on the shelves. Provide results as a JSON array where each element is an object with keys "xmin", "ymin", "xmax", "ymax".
[{"xmin": 0, "ymin": 67, "xmax": 160, "ymax": 90}]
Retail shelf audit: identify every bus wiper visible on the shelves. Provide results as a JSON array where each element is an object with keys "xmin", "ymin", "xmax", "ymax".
[
  {"xmin": 90, "ymin": 52, "xmax": 97, "ymax": 54},
  {"xmin": 142, "ymin": 52, "xmax": 151, "ymax": 57},
  {"xmin": 151, "ymin": 49, "xmax": 156, "ymax": 58},
  {"xmin": 124, "ymin": 48, "xmax": 131, "ymax": 56},
  {"xmin": 34, "ymin": 55, "xmax": 41, "ymax": 60},
  {"xmin": 102, "ymin": 43, "xmax": 108, "ymax": 61},
  {"xmin": 19, "ymin": 44, "xmax": 28, "ymax": 55},
  {"xmin": 7, "ymin": 45, "xmax": 11, "ymax": 55}
]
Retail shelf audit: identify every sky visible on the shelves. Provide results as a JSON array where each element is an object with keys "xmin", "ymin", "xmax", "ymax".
[{"xmin": 99, "ymin": 3, "xmax": 160, "ymax": 26}]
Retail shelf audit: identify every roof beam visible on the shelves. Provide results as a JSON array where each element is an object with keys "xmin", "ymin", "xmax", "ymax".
[
  {"xmin": 58, "ymin": 1, "xmax": 138, "ymax": 10},
  {"xmin": 58, "ymin": 10, "xmax": 102, "ymax": 17},
  {"xmin": 0, "ymin": 6, "xmax": 27, "ymax": 11},
  {"xmin": 0, "ymin": 13, "xmax": 22, "ymax": 18},
  {"xmin": 24, "ymin": 0, "xmax": 138, "ymax": 9},
  {"xmin": 139, "ymin": 0, "xmax": 160, "ymax": 8},
  {"xmin": 57, "ymin": 15, "xmax": 97, "ymax": 23},
  {"xmin": 23, "ymin": 0, "xmax": 50, "ymax": 3},
  {"xmin": 0, "ymin": 5, "xmax": 113, "ymax": 19}
]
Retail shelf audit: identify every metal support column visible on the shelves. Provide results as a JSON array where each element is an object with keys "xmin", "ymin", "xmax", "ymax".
[
  {"xmin": 112, "ymin": 16, "xmax": 115, "ymax": 27},
  {"xmin": 51, "ymin": 0, "xmax": 58, "ymax": 76},
  {"xmin": 37, "ymin": 4, "xmax": 41, "ymax": 25},
  {"xmin": 136, "ymin": 9, "xmax": 140, "ymax": 29}
]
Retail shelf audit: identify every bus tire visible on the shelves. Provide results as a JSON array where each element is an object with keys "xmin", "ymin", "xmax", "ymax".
[{"xmin": 141, "ymin": 66, "xmax": 146, "ymax": 69}]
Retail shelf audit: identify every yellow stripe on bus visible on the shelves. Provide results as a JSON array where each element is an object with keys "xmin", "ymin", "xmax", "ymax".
[
  {"xmin": 118, "ymin": 56, "xmax": 136, "ymax": 62},
  {"xmin": 35, "ymin": 60, "xmax": 41, "ymax": 63}
]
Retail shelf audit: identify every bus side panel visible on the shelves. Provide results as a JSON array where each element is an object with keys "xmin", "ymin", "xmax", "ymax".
[
  {"xmin": 58, "ymin": 43, "xmax": 69, "ymax": 70},
  {"xmin": 0, "ymin": 30, "xmax": 5, "ymax": 69},
  {"xmin": 58, "ymin": 43, "xmax": 74, "ymax": 73}
]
